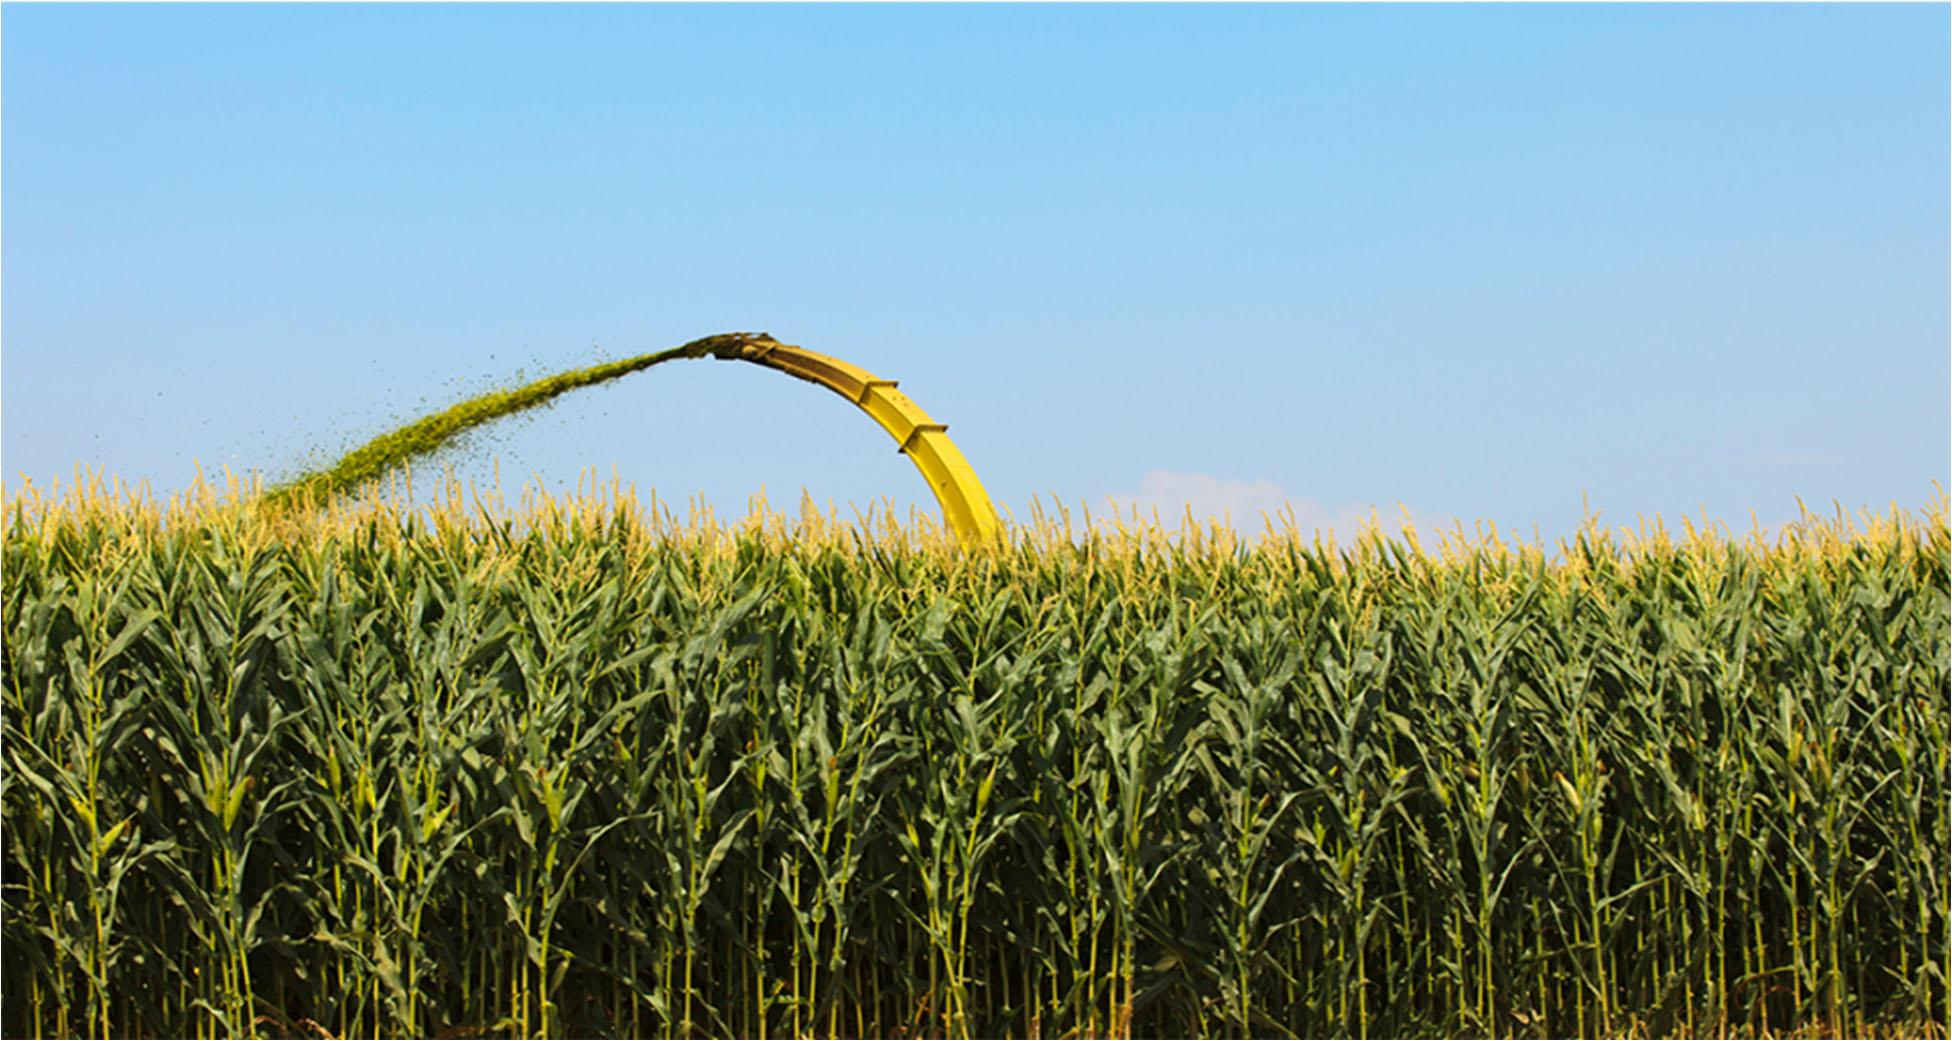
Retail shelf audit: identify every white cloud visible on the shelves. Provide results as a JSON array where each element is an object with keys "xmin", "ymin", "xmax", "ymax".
[{"xmin": 1104, "ymin": 470, "xmax": 1458, "ymax": 544}]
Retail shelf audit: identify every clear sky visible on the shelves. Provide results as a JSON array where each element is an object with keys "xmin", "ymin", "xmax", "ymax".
[{"xmin": 4, "ymin": 3, "xmax": 1946, "ymax": 541}]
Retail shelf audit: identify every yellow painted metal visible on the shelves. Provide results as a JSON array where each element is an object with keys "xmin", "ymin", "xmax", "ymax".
[{"xmin": 697, "ymin": 333, "xmax": 1000, "ymax": 544}]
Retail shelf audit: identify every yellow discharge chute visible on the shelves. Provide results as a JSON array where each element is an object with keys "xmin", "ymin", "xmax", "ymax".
[{"xmin": 698, "ymin": 333, "xmax": 1000, "ymax": 544}]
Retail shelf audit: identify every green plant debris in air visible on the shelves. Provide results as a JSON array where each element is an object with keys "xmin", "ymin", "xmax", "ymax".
[{"xmin": 265, "ymin": 332, "xmax": 774, "ymax": 506}]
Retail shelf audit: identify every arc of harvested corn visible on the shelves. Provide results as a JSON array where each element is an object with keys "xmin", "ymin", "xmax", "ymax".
[{"xmin": 266, "ymin": 331, "xmax": 1001, "ymax": 545}]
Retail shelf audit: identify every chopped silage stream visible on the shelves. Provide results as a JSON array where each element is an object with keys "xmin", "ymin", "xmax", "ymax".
[{"xmin": 266, "ymin": 334, "xmax": 755, "ymax": 507}]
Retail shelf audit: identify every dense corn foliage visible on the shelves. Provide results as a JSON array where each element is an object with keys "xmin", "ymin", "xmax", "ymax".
[{"xmin": 4, "ymin": 477, "xmax": 1946, "ymax": 1039}]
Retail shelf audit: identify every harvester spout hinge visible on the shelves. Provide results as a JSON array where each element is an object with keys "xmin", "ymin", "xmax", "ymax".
[{"xmin": 681, "ymin": 331, "xmax": 780, "ymax": 361}]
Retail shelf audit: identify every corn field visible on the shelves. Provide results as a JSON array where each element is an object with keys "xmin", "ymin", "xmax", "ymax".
[{"xmin": 3, "ymin": 476, "xmax": 1946, "ymax": 1039}]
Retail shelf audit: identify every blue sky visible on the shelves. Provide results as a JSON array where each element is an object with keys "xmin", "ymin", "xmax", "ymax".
[{"xmin": 4, "ymin": 3, "xmax": 1946, "ymax": 541}]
